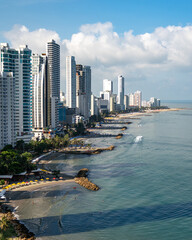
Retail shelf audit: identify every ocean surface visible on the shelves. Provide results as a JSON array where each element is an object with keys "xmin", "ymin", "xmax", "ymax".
[{"xmin": 14, "ymin": 101, "xmax": 192, "ymax": 240}]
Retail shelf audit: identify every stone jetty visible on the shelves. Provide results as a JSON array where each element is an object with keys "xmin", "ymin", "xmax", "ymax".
[
  {"xmin": 115, "ymin": 133, "xmax": 123, "ymax": 139},
  {"xmin": 75, "ymin": 168, "xmax": 100, "ymax": 191},
  {"xmin": 59, "ymin": 145, "xmax": 115, "ymax": 155}
]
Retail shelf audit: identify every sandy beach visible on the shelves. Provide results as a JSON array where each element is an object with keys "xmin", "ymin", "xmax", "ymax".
[{"xmin": 110, "ymin": 108, "xmax": 182, "ymax": 119}]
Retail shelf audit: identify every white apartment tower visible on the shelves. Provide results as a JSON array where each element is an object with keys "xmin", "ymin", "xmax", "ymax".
[
  {"xmin": 0, "ymin": 43, "xmax": 32, "ymax": 142},
  {"xmin": 129, "ymin": 93, "xmax": 134, "ymax": 106},
  {"xmin": 66, "ymin": 56, "xmax": 76, "ymax": 108},
  {"xmin": 47, "ymin": 40, "xmax": 60, "ymax": 128},
  {"xmin": 0, "ymin": 72, "xmax": 15, "ymax": 149},
  {"xmin": 103, "ymin": 79, "xmax": 113, "ymax": 93},
  {"xmin": 134, "ymin": 91, "xmax": 142, "ymax": 108},
  {"xmin": 118, "ymin": 75, "xmax": 125, "ymax": 110},
  {"xmin": 32, "ymin": 55, "xmax": 49, "ymax": 129}
]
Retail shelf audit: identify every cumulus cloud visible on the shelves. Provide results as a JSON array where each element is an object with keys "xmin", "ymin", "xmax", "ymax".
[
  {"xmin": 3, "ymin": 22, "xmax": 192, "ymax": 99},
  {"xmin": 4, "ymin": 24, "xmax": 60, "ymax": 53}
]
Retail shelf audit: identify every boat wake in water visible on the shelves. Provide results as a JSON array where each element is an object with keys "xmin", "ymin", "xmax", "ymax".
[{"xmin": 134, "ymin": 136, "xmax": 143, "ymax": 143}]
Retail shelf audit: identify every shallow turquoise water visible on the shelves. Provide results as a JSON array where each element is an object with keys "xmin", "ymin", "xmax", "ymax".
[{"xmin": 15, "ymin": 102, "xmax": 192, "ymax": 240}]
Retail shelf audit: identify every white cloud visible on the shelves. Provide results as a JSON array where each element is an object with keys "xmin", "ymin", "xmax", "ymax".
[
  {"xmin": 3, "ymin": 22, "xmax": 192, "ymax": 99},
  {"xmin": 4, "ymin": 25, "xmax": 60, "ymax": 53}
]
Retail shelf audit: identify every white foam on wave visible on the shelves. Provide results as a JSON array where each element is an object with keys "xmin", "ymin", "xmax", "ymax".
[
  {"xmin": 134, "ymin": 136, "xmax": 143, "ymax": 143},
  {"xmin": 13, "ymin": 206, "xmax": 20, "ymax": 219}
]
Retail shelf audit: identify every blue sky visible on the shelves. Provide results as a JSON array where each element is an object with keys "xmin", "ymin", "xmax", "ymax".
[
  {"xmin": 1, "ymin": 0, "xmax": 192, "ymax": 39},
  {"xmin": 1, "ymin": 0, "xmax": 192, "ymax": 100}
]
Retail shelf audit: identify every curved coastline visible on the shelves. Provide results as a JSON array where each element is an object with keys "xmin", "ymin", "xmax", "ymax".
[{"xmin": 0, "ymin": 108, "xmax": 183, "ymax": 239}]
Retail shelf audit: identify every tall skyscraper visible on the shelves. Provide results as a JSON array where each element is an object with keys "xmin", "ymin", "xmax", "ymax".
[
  {"xmin": 128, "ymin": 93, "xmax": 134, "ymax": 106},
  {"xmin": 103, "ymin": 79, "xmax": 113, "ymax": 93},
  {"xmin": 117, "ymin": 75, "xmax": 125, "ymax": 110},
  {"xmin": 0, "ymin": 43, "xmax": 32, "ymax": 142},
  {"xmin": 83, "ymin": 65, "xmax": 91, "ymax": 115},
  {"xmin": 124, "ymin": 95, "xmax": 129, "ymax": 110},
  {"xmin": 66, "ymin": 56, "xmax": 76, "ymax": 108},
  {"xmin": 47, "ymin": 40, "xmax": 60, "ymax": 128},
  {"xmin": 0, "ymin": 72, "xmax": 15, "ymax": 149},
  {"xmin": 76, "ymin": 64, "xmax": 85, "ymax": 94},
  {"xmin": 76, "ymin": 64, "xmax": 89, "ymax": 118},
  {"xmin": 32, "ymin": 55, "xmax": 49, "ymax": 129},
  {"xmin": 134, "ymin": 91, "xmax": 142, "ymax": 108}
]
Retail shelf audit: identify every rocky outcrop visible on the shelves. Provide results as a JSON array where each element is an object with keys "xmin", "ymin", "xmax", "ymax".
[
  {"xmin": 60, "ymin": 145, "xmax": 115, "ymax": 155},
  {"xmin": 76, "ymin": 168, "xmax": 89, "ymax": 177},
  {"xmin": 75, "ymin": 169, "xmax": 100, "ymax": 191},
  {"xmin": 75, "ymin": 177, "xmax": 100, "ymax": 191},
  {"xmin": 115, "ymin": 133, "xmax": 123, "ymax": 139}
]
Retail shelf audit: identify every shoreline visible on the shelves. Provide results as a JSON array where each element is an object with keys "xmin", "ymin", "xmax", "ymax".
[
  {"xmin": 1, "ymin": 179, "xmax": 75, "ymax": 239},
  {"xmin": 0, "ymin": 107, "xmax": 183, "ymax": 239}
]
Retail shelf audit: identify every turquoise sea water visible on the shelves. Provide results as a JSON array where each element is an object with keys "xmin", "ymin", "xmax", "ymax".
[{"xmin": 14, "ymin": 102, "xmax": 192, "ymax": 240}]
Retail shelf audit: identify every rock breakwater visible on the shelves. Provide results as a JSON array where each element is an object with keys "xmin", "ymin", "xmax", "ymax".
[{"xmin": 75, "ymin": 169, "xmax": 100, "ymax": 191}]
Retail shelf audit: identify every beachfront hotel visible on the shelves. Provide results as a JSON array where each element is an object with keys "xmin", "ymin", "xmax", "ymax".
[{"xmin": 0, "ymin": 43, "xmax": 32, "ymax": 144}]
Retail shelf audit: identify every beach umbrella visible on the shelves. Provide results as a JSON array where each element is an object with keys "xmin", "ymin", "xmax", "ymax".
[
  {"xmin": 46, "ymin": 178, "xmax": 49, "ymax": 181},
  {"xmin": 35, "ymin": 180, "xmax": 38, "ymax": 182},
  {"xmin": 59, "ymin": 177, "xmax": 63, "ymax": 180},
  {"xmin": 40, "ymin": 179, "xmax": 44, "ymax": 181}
]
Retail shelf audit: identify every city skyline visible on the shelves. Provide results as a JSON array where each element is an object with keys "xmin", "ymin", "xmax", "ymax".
[{"xmin": 1, "ymin": 0, "xmax": 192, "ymax": 100}]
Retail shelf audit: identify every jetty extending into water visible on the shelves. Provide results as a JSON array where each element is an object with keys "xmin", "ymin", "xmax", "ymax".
[{"xmin": 59, "ymin": 145, "xmax": 115, "ymax": 155}]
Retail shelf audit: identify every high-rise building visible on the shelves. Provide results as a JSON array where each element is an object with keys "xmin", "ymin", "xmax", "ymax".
[
  {"xmin": 66, "ymin": 56, "xmax": 76, "ymax": 108},
  {"xmin": 117, "ymin": 75, "xmax": 125, "ymax": 110},
  {"xmin": 0, "ymin": 43, "xmax": 32, "ymax": 142},
  {"xmin": 129, "ymin": 93, "xmax": 134, "ymax": 106},
  {"xmin": 32, "ymin": 55, "xmax": 49, "ymax": 129},
  {"xmin": 124, "ymin": 95, "xmax": 129, "ymax": 110},
  {"xmin": 76, "ymin": 64, "xmax": 85, "ymax": 94},
  {"xmin": 47, "ymin": 40, "xmax": 60, "ymax": 98},
  {"xmin": 76, "ymin": 64, "xmax": 90, "ymax": 118},
  {"xmin": 0, "ymin": 72, "xmax": 15, "ymax": 149},
  {"xmin": 32, "ymin": 53, "xmax": 44, "ymax": 76},
  {"xmin": 83, "ymin": 65, "xmax": 91, "ymax": 115},
  {"xmin": 134, "ymin": 91, "xmax": 142, "ymax": 108},
  {"xmin": 91, "ymin": 94, "xmax": 98, "ymax": 116},
  {"xmin": 99, "ymin": 79, "xmax": 113, "ymax": 110},
  {"xmin": 103, "ymin": 79, "xmax": 113, "ymax": 93},
  {"xmin": 47, "ymin": 40, "xmax": 60, "ymax": 129}
]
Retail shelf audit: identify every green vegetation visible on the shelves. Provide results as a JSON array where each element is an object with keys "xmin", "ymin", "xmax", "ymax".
[
  {"xmin": 0, "ymin": 150, "xmax": 36, "ymax": 175},
  {"xmin": 0, "ymin": 132, "xmax": 88, "ymax": 175},
  {"xmin": 0, "ymin": 215, "xmax": 16, "ymax": 240}
]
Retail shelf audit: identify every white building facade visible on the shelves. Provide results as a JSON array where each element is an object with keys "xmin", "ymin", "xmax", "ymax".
[
  {"xmin": 0, "ymin": 72, "xmax": 15, "ymax": 149},
  {"xmin": 0, "ymin": 43, "xmax": 32, "ymax": 143}
]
